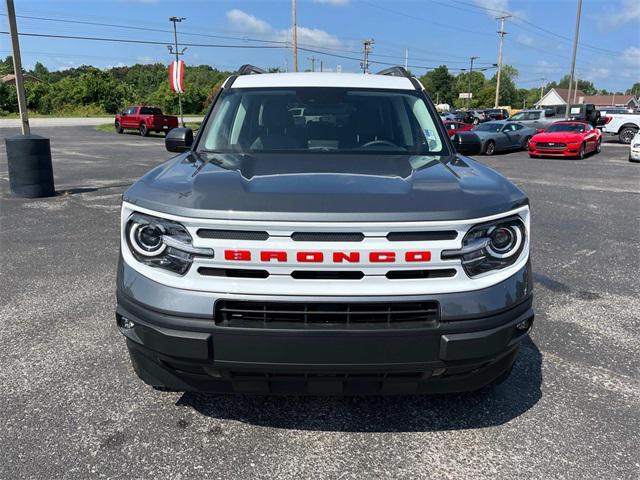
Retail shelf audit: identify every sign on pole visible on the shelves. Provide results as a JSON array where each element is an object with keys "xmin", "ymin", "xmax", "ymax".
[
  {"xmin": 170, "ymin": 60, "xmax": 185, "ymax": 94},
  {"xmin": 459, "ymin": 92, "xmax": 473, "ymax": 99}
]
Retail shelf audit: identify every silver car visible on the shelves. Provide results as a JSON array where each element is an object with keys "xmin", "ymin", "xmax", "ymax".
[{"xmin": 472, "ymin": 121, "xmax": 537, "ymax": 155}]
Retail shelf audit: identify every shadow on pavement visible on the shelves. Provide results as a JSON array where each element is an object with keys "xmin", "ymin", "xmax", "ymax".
[{"xmin": 176, "ymin": 337, "xmax": 542, "ymax": 433}]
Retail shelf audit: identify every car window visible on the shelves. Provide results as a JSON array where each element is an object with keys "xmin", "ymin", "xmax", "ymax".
[
  {"xmin": 502, "ymin": 123, "xmax": 516, "ymax": 132},
  {"xmin": 474, "ymin": 122, "xmax": 503, "ymax": 132},
  {"xmin": 526, "ymin": 112, "xmax": 541, "ymax": 120},
  {"xmin": 199, "ymin": 87, "xmax": 445, "ymax": 155},
  {"xmin": 514, "ymin": 123, "xmax": 524, "ymax": 130},
  {"xmin": 140, "ymin": 107, "xmax": 162, "ymax": 115},
  {"xmin": 509, "ymin": 112, "xmax": 525, "ymax": 121},
  {"xmin": 125, "ymin": 107, "xmax": 135, "ymax": 115}
]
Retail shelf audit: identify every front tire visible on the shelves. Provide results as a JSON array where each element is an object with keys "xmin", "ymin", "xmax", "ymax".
[
  {"xmin": 115, "ymin": 121, "xmax": 123, "ymax": 134},
  {"xmin": 577, "ymin": 143, "xmax": 585, "ymax": 160},
  {"xmin": 139, "ymin": 123, "xmax": 149, "ymax": 137},
  {"xmin": 596, "ymin": 138, "xmax": 602, "ymax": 154},
  {"xmin": 522, "ymin": 135, "xmax": 531, "ymax": 150},
  {"xmin": 473, "ymin": 117, "xmax": 480, "ymax": 125},
  {"xmin": 484, "ymin": 140, "xmax": 496, "ymax": 156},
  {"xmin": 619, "ymin": 127, "xmax": 637, "ymax": 144}
]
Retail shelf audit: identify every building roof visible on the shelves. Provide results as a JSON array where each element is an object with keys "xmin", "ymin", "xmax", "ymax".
[
  {"xmin": 580, "ymin": 94, "xmax": 638, "ymax": 106},
  {"xmin": 0, "ymin": 73, "xmax": 43, "ymax": 84},
  {"xmin": 230, "ymin": 72, "xmax": 415, "ymax": 90},
  {"xmin": 552, "ymin": 88, "xmax": 586, "ymax": 103}
]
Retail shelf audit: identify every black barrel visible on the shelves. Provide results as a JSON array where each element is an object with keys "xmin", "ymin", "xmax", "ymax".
[{"xmin": 5, "ymin": 134, "xmax": 55, "ymax": 198}]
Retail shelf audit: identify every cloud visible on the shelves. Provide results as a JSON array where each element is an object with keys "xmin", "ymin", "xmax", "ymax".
[
  {"xmin": 620, "ymin": 46, "xmax": 640, "ymax": 68},
  {"xmin": 596, "ymin": 0, "xmax": 640, "ymax": 29},
  {"xmin": 516, "ymin": 33, "xmax": 534, "ymax": 46},
  {"xmin": 226, "ymin": 9, "xmax": 271, "ymax": 34},
  {"xmin": 313, "ymin": 0, "xmax": 350, "ymax": 5},
  {"xmin": 225, "ymin": 9, "xmax": 342, "ymax": 48},
  {"xmin": 474, "ymin": 0, "xmax": 510, "ymax": 14}
]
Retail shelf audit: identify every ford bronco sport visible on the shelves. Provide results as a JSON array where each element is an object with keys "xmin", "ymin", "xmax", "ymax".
[{"xmin": 116, "ymin": 65, "xmax": 533, "ymax": 395}]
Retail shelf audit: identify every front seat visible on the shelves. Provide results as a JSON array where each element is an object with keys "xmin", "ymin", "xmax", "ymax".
[{"xmin": 251, "ymin": 100, "xmax": 304, "ymax": 150}]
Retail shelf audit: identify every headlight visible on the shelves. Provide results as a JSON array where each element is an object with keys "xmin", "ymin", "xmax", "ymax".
[
  {"xmin": 442, "ymin": 216, "xmax": 527, "ymax": 277},
  {"xmin": 125, "ymin": 213, "xmax": 213, "ymax": 275},
  {"xmin": 632, "ymin": 143, "xmax": 640, "ymax": 149}
]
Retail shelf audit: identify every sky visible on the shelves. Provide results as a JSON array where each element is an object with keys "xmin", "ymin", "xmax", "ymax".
[{"xmin": 1, "ymin": 0, "xmax": 639, "ymax": 92}]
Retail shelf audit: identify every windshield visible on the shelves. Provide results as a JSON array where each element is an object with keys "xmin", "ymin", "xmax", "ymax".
[
  {"xmin": 140, "ymin": 107, "xmax": 162, "ymax": 115},
  {"xmin": 474, "ymin": 122, "xmax": 503, "ymax": 132},
  {"xmin": 546, "ymin": 123, "xmax": 585, "ymax": 133},
  {"xmin": 509, "ymin": 112, "xmax": 525, "ymax": 121},
  {"xmin": 197, "ymin": 87, "xmax": 445, "ymax": 155}
]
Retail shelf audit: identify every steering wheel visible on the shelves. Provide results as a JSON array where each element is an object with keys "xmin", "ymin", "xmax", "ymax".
[{"xmin": 360, "ymin": 140, "xmax": 399, "ymax": 148}]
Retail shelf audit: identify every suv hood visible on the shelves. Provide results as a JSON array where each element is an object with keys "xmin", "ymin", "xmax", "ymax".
[{"xmin": 123, "ymin": 152, "xmax": 528, "ymax": 221}]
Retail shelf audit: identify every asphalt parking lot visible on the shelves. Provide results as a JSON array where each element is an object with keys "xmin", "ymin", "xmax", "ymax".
[{"xmin": 1, "ymin": 126, "xmax": 639, "ymax": 479}]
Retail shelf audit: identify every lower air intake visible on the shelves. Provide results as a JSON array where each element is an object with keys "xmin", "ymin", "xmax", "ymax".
[{"xmin": 215, "ymin": 300, "xmax": 439, "ymax": 328}]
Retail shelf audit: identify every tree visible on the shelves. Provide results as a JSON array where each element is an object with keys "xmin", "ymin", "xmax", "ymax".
[
  {"xmin": 419, "ymin": 65, "xmax": 457, "ymax": 105},
  {"xmin": 490, "ymin": 65, "xmax": 519, "ymax": 106},
  {"xmin": 626, "ymin": 82, "xmax": 640, "ymax": 96},
  {"xmin": 454, "ymin": 71, "xmax": 485, "ymax": 108},
  {"xmin": 550, "ymin": 75, "xmax": 597, "ymax": 95}
]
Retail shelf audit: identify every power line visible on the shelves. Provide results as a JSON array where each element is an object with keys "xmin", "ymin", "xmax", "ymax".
[{"xmin": 0, "ymin": 30, "xmax": 284, "ymax": 49}]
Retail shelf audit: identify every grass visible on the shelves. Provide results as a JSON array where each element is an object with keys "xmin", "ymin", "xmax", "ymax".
[{"xmin": 95, "ymin": 121, "xmax": 201, "ymax": 134}]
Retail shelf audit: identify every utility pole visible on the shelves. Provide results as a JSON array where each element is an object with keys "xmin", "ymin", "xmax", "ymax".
[
  {"xmin": 292, "ymin": 0, "xmax": 298, "ymax": 72},
  {"xmin": 307, "ymin": 56, "xmax": 316, "ymax": 72},
  {"xmin": 168, "ymin": 16, "xmax": 186, "ymax": 127},
  {"xmin": 361, "ymin": 39, "xmax": 374, "ymax": 73},
  {"xmin": 404, "ymin": 48, "xmax": 408, "ymax": 70},
  {"xmin": 494, "ymin": 15, "xmax": 511, "ymax": 109},
  {"xmin": 320, "ymin": 60, "xmax": 323, "ymax": 72},
  {"xmin": 467, "ymin": 56, "xmax": 479, "ymax": 109},
  {"xmin": 540, "ymin": 78, "xmax": 546, "ymax": 102},
  {"xmin": 4, "ymin": 0, "xmax": 55, "ymax": 198},
  {"xmin": 565, "ymin": 0, "xmax": 582, "ymax": 119},
  {"xmin": 6, "ymin": 0, "xmax": 29, "ymax": 135}
]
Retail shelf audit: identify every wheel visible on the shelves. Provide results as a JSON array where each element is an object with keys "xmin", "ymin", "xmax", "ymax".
[
  {"xmin": 522, "ymin": 136, "xmax": 531, "ymax": 150},
  {"xmin": 529, "ymin": 154, "xmax": 538, "ymax": 159},
  {"xmin": 577, "ymin": 143, "xmax": 585, "ymax": 160},
  {"xmin": 619, "ymin": 127, "xmax": 637, "ymax": 144},
  {"xmin": 139, "ymin": 123, "xmax": 149, "ymax": 137},
  {"xmin": 473, "ymin": 117, "xmax": 480, "ymax": 125},
  {"xmin": 115, "ymin": 121, "xmax": 123, "ymax": 134},
  {"xmin": 484, "ymin": 140, "xmax": 496, "ymax": 156},
  {"xmin": 596, "ymin": 138, "xmax": 602, "ymax": 154}
]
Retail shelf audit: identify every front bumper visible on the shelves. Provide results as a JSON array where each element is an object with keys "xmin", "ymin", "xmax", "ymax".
[
  {"xmin": 630, "ymin": 148, "xmax": 640, "ymax": 162},
  {"xmin": 529, "ymin": 144, "xmax": 580, "ymax": 157},
  {"xmin": 116, "ymin": 258, "xmax": 534, "ymax": 395}
]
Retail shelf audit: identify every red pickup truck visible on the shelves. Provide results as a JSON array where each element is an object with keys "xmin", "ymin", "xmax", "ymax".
[{"xmin": 115, "ymin": 106, "xmax": 179, "ymax": 136}]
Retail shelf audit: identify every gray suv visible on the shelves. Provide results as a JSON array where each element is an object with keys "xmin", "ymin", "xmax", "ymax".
[{"xmin": 116, "ymin": 66, "xmax": 534, "ymax": 395}]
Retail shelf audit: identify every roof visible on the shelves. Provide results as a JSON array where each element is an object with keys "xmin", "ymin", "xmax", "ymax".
[
  {"xmin": 0, "ymin": 73, "xmax": 43, "ymax": 84},
  {"xmin": 552, "ymin": 88, "xmax": 586, "ymax": 103},
  {"xmin": 581, "ymin": 94, "xmax": 638, "ymax": 106},
  {"xmin": 230, "ymin": 72, "xmax": 416, "ymax": 90}
]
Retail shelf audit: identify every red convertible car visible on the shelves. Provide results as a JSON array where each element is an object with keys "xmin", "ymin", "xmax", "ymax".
[
  {"xmin": 444, "ymin": 121, "xmax": 474, "ymax": 138},
  {"xmin": 528, "ymin": 121, "xmax": 601, "ymax": 159}
]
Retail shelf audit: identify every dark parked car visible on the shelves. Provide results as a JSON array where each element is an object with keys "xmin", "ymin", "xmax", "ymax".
[{"xmin": 485, "ymin": 108, "xmax": 509, "ymax": 120}]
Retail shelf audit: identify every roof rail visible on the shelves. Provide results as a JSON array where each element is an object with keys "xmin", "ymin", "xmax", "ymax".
[
  {"xmin": 376, "ymin": 66, "xmax": 411, "ymax": 79},
  {"xmin": 237, "ymin": 64, "xmax": 266, "ymax": 76}
]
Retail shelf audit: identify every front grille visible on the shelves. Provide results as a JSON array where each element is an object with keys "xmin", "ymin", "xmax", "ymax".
[
  {"xmin": 536, "ymin": 142, "xmax": 567, "ymax": 150},
  {"xmin": 198, "ymin": 267, "xmax": 269, "ymax": 278},
  {"xmin": 197, "ymin": 229, "xmax": 269, "ymax": 240},
  {"xmin": 290, "ymin": 270, "xmax": 365, "ymax": 280},
  {"xmin": 386, "ymin": 231, "xmax": 458, "ymax": 241},
  {"xmin": 291, "ymin": 232, "xmax": 364, "ymax": 242},
  {"xmin": 386, "ymin": 268, "xmax": 456, "ymax": 279},
  {"xmin": 215, "ymin": 300, "xmax": 440, "ymax": 328}
]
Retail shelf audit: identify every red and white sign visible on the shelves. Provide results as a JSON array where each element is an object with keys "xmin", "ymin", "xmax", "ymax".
[{"xmin": 169, "ymin": 60, "xmax": 185, "ymax": 94}]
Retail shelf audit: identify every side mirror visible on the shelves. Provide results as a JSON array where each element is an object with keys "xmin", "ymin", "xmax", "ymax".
[
  {"xmin": 165, "ymin": 127, "xmax": 193, "ymax": 153},
  {"xmin": 537, "ymin": 128, "xmax": 545, "ymax": 133},
  {"xmin": 451, "ymin": 132, "xmax": 482, "ymax": 156}
]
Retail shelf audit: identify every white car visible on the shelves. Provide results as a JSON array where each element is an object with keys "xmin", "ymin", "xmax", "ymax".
[{"xmin": 630, "ymin": 131, "xmax": 640, "ymax": 162}]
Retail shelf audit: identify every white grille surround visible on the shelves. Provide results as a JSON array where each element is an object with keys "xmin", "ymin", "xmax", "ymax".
[{"xmin": 121, "ymin": 202, "xmax": 530, "ymax": 297}]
